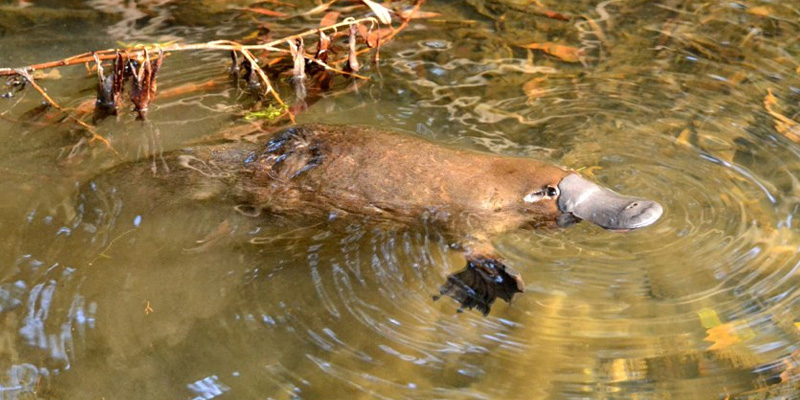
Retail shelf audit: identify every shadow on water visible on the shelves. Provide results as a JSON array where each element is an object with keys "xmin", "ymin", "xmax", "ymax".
[{"xmin": 1, "ymin": 0, "xmax": 800, "ymax": 399}]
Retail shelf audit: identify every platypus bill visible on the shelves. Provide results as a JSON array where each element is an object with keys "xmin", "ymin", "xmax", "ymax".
[{"xmin": 114, "ymin": 124, "xmax": 664, "ymax": 315}]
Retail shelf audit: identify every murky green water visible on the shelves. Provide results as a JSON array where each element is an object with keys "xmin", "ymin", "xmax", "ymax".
[{"xmin": 2, "ymin": 1, "xmax": 800, "ymax": 399}]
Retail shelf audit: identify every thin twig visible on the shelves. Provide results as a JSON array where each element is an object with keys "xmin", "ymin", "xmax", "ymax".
[
  {"xmin": 14, "ymin": 69, "xmax": 118, "ymax": 155},
  {"xmin": 0, "ymin": 17, "xmax": 380, "ymax": 76}
]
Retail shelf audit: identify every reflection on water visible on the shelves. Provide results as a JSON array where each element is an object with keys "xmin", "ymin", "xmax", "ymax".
[{"xmin": 2, "ymin": 0, "xmax": 800, "ymax": 399}]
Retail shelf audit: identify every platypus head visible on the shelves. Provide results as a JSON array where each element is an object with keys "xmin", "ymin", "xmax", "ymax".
[{"xmin": 552, "ymin": 174, "xmax": 663, "ymax": 231}]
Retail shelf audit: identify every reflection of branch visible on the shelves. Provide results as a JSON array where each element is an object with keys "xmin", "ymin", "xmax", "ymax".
[{"xmin": 14, "ymin": 69, "xmax": 117, "ymax": 154}]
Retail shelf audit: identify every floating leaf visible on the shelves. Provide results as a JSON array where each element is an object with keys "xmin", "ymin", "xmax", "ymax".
[
  {"xmin": 246, "ymin": 7, "xmax": 289, "ymax": 18},
  {"xmin": 747, "ymin": 6, "xmax": 771, "ymax": 17},
  {"xmin": 704, "ymin": 323, "xmax": 741, "ymax": 351},
  {"xmin": 397, "ymin": 9, "xmax": 441, "ymax": 19},
  {"xmin": 244, "ymin": 104, "xmax": 287, "ymax": 121},
  {"xmin": 362, "ymin": 0, "xmax": 392, "ymax": 24}
]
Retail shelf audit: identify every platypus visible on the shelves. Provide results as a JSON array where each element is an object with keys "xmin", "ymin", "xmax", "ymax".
[{"xmin": 105, "ymin": 124, "xmax": 663, "ymax": 314}]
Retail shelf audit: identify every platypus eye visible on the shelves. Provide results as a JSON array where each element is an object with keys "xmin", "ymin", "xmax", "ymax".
[{"xmin": 523, "ymin": 185, "xmax": 559, "ymax": 203}]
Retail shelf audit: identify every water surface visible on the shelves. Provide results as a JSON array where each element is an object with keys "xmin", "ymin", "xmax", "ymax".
[{"xmin": 1, "ymin": 1, "xmax": 800, "ymax": 399}]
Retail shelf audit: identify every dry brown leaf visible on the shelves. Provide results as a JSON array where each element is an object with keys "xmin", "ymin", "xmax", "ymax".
[
  {"xmin": 747, "ymin": 6, "xmax": 771, "ymax": 17},
  {"xmin": 320, "ymin": 11, "xmax": 340, "ymax": 27},
  {"xmin": 362, "ymin": 0, "xmax": 392, "ymax": 24},
  {"xmin": 356, "ymin": 24, "xmax": 392, "ymax": 48},
  {"xmin": 518, "ymin": 42, "xmax": 585, "ymax": 63},
  {"xmin": 246, "ymin": 7, "xmax": 289, "ymax": 18},
  {"xmin": 397, "ymin": 9, "xmax": 441, "ymax": 19}
]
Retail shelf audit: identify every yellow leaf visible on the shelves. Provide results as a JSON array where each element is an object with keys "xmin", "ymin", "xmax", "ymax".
[
  {"xmin": 704, "ymin": 324, "xmax": 740, "ymax": 351},
  {"xmin": 697, "ymin": 308, "xmax": 722, "ymax": 328},
  {"xmin": 747, "ymin": 6, "xmax": 771, "ymax": 17}
]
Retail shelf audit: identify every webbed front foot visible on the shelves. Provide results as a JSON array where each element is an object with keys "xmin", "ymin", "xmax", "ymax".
[{"xmin": 434, "ymin": 256, "xmax": 524, "ymax": 316}]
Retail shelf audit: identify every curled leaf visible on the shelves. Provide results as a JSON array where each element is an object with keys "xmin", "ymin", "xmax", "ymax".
[
  {"xmin": 347, "ymin": 24, "xmax": 360, "ymax": 72},
  {"xmin": 362, "ymin": 0, "xmax": 392, "ymax": 24},
  {"xmin": 315, "ymin": 29, "xmax": 331, "ymax": 63},
  {"xmin": 397, "ymin": 9, "xmax": 441, "ymax": 19},
  {"xmin": 130, "ymin": 48, "xmax": 163, "ymax": 119},
  {"xmin": 288, "ymin": 38, "xmax": 306, "ymax": 80}
]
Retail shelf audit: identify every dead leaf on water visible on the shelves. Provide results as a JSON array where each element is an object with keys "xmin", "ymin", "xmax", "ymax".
[
  {"xmin": 747, "ymin": 6, "xmax": 772, "ymax": 17},
  {"xmin": 704, "ymin": 323, "xmax": 741, "ymax": 351},
  {"xmin": 518, "ymin": 42, "xmax": 585, "ymax": 63},
  {"xmin": 246, "ymin": 7, "xmax": 289, "ymax": 18},
  {"xmin": 397, "ymin": 9, "xmax": 441, "ymax": 19},
  {"xmin": 320, "ymin": 10, "xmax": 340, "ymax": 27}
]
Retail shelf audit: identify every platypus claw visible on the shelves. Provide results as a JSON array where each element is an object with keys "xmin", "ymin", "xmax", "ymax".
[{"xmin": 434, "ymin": 256, "xmax": 525, "ymax": 316}]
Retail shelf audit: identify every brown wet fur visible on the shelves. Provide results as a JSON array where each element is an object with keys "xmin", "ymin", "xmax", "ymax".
[
  {"xmin": 239, "ymin": 124, "xmax": 569, "ymax": 236},
  {"xmin": 98, "ymin": 124, "xmax": 572, "ymax": 314}
]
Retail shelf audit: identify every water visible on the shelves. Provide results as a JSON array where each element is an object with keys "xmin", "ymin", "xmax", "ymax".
[{"xmin": 1, "ymin": 0, "xmax": 800, "ymax": 399}]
